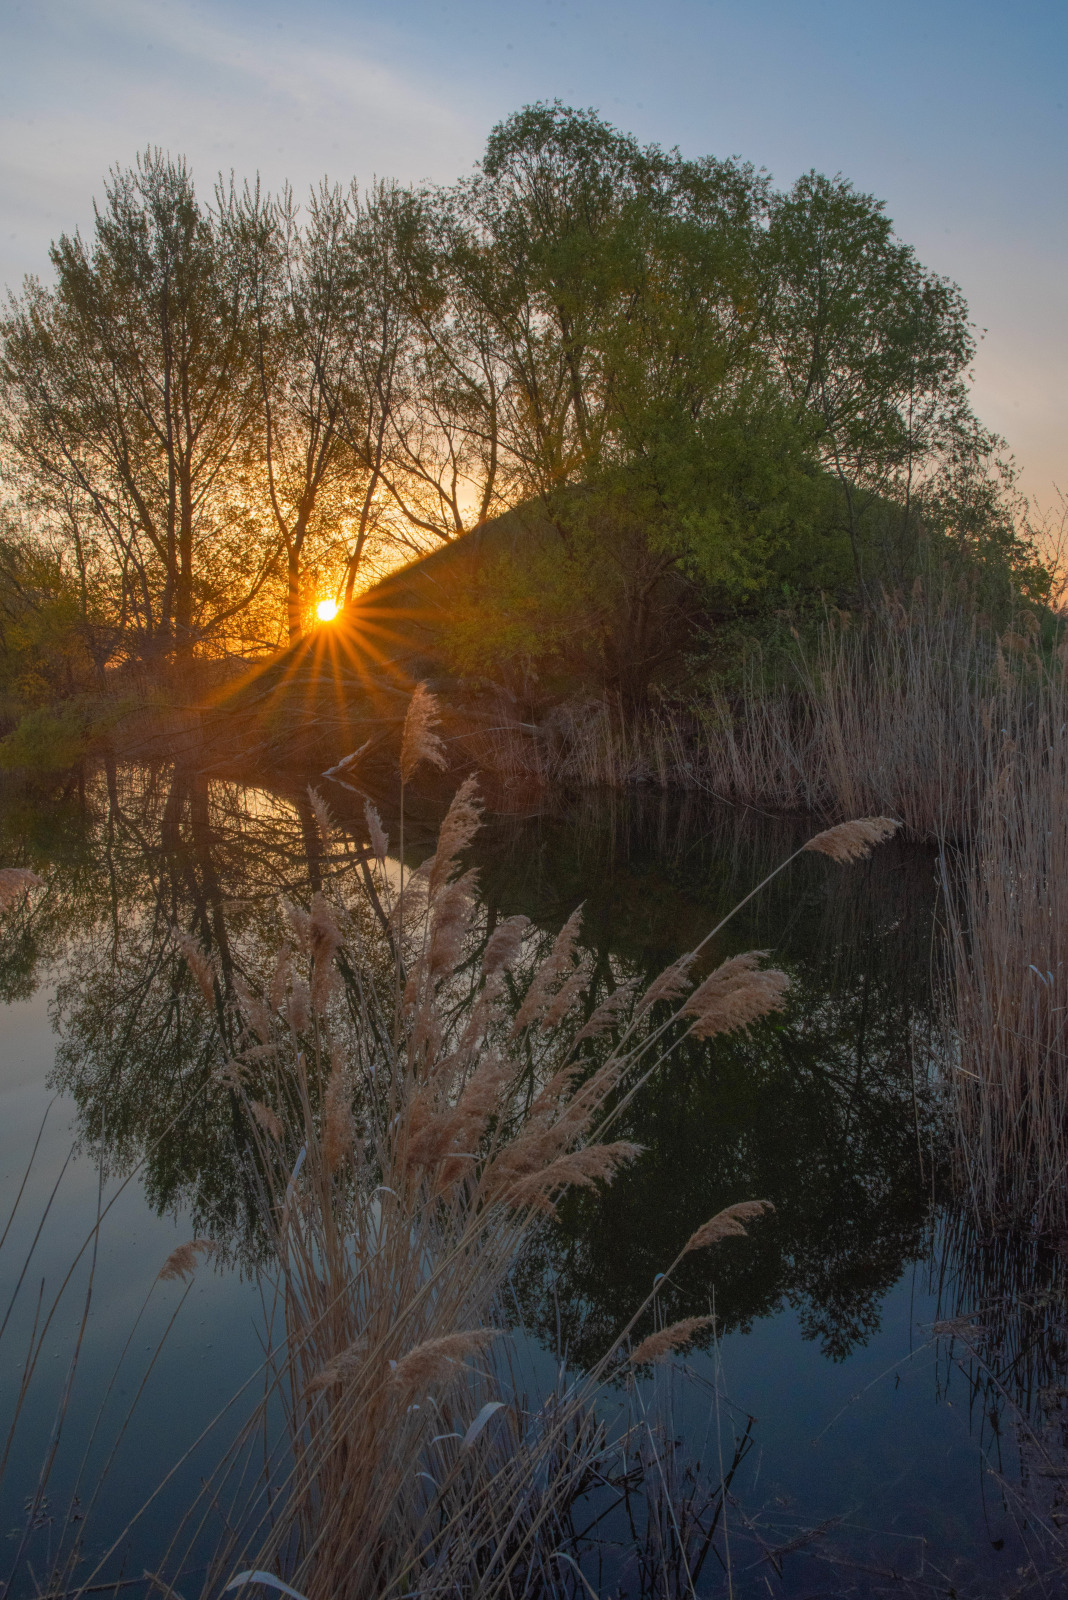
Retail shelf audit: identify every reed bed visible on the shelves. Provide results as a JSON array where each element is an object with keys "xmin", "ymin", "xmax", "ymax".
[
  {"xmin": 182, "ymin": 755, "xmax": 794, "ymax": 1600},
  {"xmin": 509, "ymin": 595, "xmax": 1000, "ymax": 842},
  {"xmin": 940, "ymin": 643, "xmax": 1068, "ymax": 1237}
]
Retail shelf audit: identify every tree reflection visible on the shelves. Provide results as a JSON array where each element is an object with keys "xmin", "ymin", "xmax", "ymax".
[
  {"xmin": 1, "ymin": 763, "xmax": 944, "ymax": 1357},
  {"xmin": 481, "ymin": 797, "xmax": 943, "ymax": 1365}
]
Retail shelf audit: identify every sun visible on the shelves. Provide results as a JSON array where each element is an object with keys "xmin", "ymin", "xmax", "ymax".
[{"xmin": 316, "ymin": 598, "xmax": 339, "ymax": 623}]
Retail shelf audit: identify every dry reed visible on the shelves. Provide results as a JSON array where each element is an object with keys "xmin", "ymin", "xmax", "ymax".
[
  {"xmin": 684, "ymin": 1200, "xmax": 776, "ymax": 1254},
  {"xmin": 941, "ymin": 647, "xmax": 1068, "ymax": 1236},
  {"xmin": 629, "ymin": 1317, "xmax": 717, "ymax": 1367},
  {"xmin": 400, "ymin": 682, "xmax": 447, "ymax": 784},
  {"xmin": 495, "ymin": 594, "xmax": 1000, "ymax": 842},
  {"xmin": 469, "ymin": 594, "xmax": 1068, "ymax": 1245},
  {"xmin": 158, "ymin": 1239, "xmax": 220, "ymax": 1282}
]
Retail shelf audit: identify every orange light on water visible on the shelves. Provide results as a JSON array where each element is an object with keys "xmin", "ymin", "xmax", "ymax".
[{"xmin": 316, "ymin": 598, "xmax": 339, "ymax": 623}]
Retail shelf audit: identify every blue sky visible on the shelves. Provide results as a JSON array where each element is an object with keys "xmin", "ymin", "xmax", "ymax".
[{"xmin": 3, "ymin": 0, "xmax": 1064, "ymax": 505}]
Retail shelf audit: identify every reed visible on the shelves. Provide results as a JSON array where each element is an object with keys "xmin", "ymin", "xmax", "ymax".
[
  {"xmin": 0, "ymin": 677, "xmax": 956, "ymax": 1596},
  {"xmin": 481, "ymin": 596, "xmax": 1068, "ymax": 1247},
  {"xmin": 131, "ymin": 740, "xmax": 896, "ymax": 1600},
  {"xmin": 517, "ymin": 593, "xmax": 1000, "ymax": 842},
  {"xmin": 183, "ymin": 786, "xmax": 785, "ymax": 1600},
  {"xmin": 940, "ymin": 642, "xmax": 1068, "ymax": 1237}
]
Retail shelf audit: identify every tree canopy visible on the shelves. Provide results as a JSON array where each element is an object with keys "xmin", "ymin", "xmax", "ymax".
[{"xmin": 0, "ymin": 105, "xmax": 1044, "ymax": 695}]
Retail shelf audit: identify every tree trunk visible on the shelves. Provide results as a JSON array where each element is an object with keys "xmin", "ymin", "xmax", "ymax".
[
  {"xmin": 287, "ymin": 547, "xmax": 302, "ymax": 643},
  {"xmin": 175, "ymin": 473, "xmax": 195, "ymax": 662}
]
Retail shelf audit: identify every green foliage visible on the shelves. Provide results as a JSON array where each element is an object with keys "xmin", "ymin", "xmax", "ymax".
[
  {"xmin": 433, "ymin": 103, "xmax": 1037, "ymax": 698},
  {"xmin": 0, "ymin": 701, "xmax": 99, "ymax": 772},
  {"xmin": 439, "ymin": 535, "xmax": 599, "ymax": 692},
  {"xmin": 0, "ymin": 521, "xmax": 97, "ymax": 719}
]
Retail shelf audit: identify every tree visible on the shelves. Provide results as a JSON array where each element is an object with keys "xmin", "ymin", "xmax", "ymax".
[
  {"xmin": 0, "ymin": 151, "xmax": 272, "ymax": 662},
  {"xmin": 375, "ymin": 185, "xmax": 513, "ymax": 549},
  {"xmin": 236, "ymin": 181, "xmax": 365, "ymax": 640},
  {"xmin": 763, "ymin": 172, "xmax": 983, "ymax": 594},
  {"xmin": 0, "ymin": 110, "xmax": 1038, "ymax": 679},
  {"xmin": 436, "ymin": 104, "xmax": 811, "ymax": 698},
  {"xmin": 335, "ymin": 181, "xmax": 422, "ymax": 600}
]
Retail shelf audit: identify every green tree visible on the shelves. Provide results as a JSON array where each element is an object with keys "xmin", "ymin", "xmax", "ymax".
[
  {"xmin": 438, "ymin": 104, "xmax": 812, "ymax": 697},
  {"xmin": 763, "ymin": 171, "xmax": 984, "ymax": 594}
]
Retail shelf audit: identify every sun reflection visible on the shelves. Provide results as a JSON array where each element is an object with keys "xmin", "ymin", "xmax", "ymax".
[{"xmin": 316, "ymin": 598, "xmax": 339, "ymax": 623}]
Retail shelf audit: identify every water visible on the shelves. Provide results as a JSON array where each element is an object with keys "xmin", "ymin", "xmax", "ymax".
[{"xmin": 0, "ymin": 758, "xmax": 1062, "ymax": 1595}]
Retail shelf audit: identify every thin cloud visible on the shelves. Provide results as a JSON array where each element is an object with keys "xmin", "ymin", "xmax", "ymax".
[{"xmin": 1, "ymin": 0, "xmax": 479, "ymax": 286}]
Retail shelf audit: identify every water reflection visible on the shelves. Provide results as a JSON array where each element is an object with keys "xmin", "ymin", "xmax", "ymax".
[
  {"xmin": 0, "ymin": 760, "xmax": 943, "ymax": 1371},
  {"xmin": 481, "ymin": 798, "xmax": 942, "ymax": 1366}
]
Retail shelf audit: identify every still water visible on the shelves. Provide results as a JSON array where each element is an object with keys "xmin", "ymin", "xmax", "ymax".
[{"xmin": 0, "ymin": 758, "xmax": 1062, "ymax": 1595}]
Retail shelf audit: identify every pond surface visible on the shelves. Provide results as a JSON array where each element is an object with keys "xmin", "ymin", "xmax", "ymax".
[{"xmin": 0, "ymin": 756, "xmax": 1064, "ymax": 1596}]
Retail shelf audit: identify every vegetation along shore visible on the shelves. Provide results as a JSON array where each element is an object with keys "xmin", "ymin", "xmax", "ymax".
[{"xmin": 1, "ymin": 102, "xmax": 1067, "ymax": 1596}]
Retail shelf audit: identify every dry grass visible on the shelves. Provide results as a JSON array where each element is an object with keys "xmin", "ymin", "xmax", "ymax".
[
  {"xmin": 464, "ymin": 592, "xmax": 1068, "ymax": 1246},
  {"xmin": 500, "ymin": 594, "xmax": 1000, "ymax": 843},
  {"xmin": 14, "ymin": 639, "xmax": 1052, "ymax": 1590},
  {"xmin": 470, "ymin": 593, "xmax": 1068, "ymax": 1247},
  {"xmin": 941, "ymin": 645, "xmax": 1068, "ymax": 1236}
]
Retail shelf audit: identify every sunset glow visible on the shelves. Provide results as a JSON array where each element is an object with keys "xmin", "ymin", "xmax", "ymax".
[{"xmin": 316, "ymin": 598, "xmax": 339, "ymax": 622}]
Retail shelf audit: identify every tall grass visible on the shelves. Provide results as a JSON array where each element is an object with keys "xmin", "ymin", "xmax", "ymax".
[
  {"xmin": 181, "ymin": 758, "xmax": 798, "ymax": 1600},
  {"xmin": 941, "ymin": 640, "xmax": 1068, "ymax": 1236},
  {"xmin": 0, "ymin": 695, "xmax": 903, "ymax": 1599},
  {"xmin": 507, "ymin": 595, "xmax": 997, "ymax": 841}
]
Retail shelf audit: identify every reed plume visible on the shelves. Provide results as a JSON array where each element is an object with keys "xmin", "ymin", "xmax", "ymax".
[
  {"xmin": 802, "ymin": 817, "xmax": 900, "ymax": 864},
  {"xmin": 637, "ymin": 956, "xmax": 694, "ymax": 1014},
  {"xmin": 427, "ymin": 776, "xmax": 482, "ymax": 895},
  {"xmin": 512, "ymin": 907, "xmax": 584, "ymax": 1033},
  {"xmin": 389, "ymin": 1330, "xmax": 499, "ymax": 1401},
  {"xmin": 268, "ymin": 945, "xmax": 293, "ymax": 1013},
  {"xmin": 630, "ymin": 1316, "xmax": 716, "ymax": 1366},
  {"xmin": 575, "ymin": 982, "xmax": 636, "ymax": 1041},
  {"xmin": 399, "ymin": 681, "xmax": 447, "ymax": 783},
  {"xmin": 321, "ymin": 1057, "xmax": 353, "ymax": 1175},
  {"xmin": 306, "ymin": 786, "xmax": 335, "ymax": 851},
  {"xmin": 285, "ymin": 981, "xmax": 310, "ymax": 1034},
  {"xmin": 681, "ymin": 953, "xmax": 790, "ymax": 1040},
  {"xmin": 173, "ymin": 930, "xmax": 217, "ymax": 1007},
  {"xmin": 364, "ymin": 801, "xmax": 388, "ymax": 862},
  {"xmin": 506, "ymin": 1141, "xmax": 642, "ymax": 1213},
  {"xmin": 249, "ymin": 1100, "xmax": 284, "ymax": 1141},
  {"xmin": 309, "ymin": 894, "xmax": 343, "ymax": 1013},
  {"xmin": 684, "ymin": 1200, "xmax": 774, "ymax": 1253},
  {"xmin": 481, "ymin": 914, "xmax": 530, "ymax": 977},
  {"xmin": 158, "ymin": 1240, "xmax": 219, "ymax": 1282},
  {"xmin": 304, "ymin": 1339, "xmax": 369, "ymax": 1392}
]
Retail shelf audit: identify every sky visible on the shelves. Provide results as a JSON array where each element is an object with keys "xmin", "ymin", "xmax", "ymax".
[{"xmin": 2, "ymin": 0, "xmax": 1064, "ymax": 510}]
